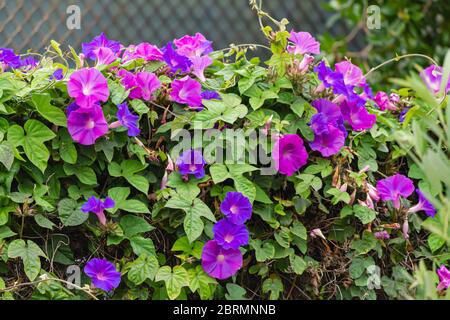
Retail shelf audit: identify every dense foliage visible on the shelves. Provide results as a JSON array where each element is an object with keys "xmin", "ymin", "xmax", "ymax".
[{"xmin": 0, "ymin": 6, "xmax": 448, "ymax": 300}]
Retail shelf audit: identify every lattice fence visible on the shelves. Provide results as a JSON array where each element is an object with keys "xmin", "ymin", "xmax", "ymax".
[{"xmin": 0, "ymin": 0, "xmax": 351, "ymax": 53}]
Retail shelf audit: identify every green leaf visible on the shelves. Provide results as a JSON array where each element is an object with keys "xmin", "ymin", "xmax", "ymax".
[
  {"xmin": 166, "ymin": 195, "xmax": 216, "ymax": 243},
  {"xmin": 109, "ymin": 80, "xmax": 129, "ymax": 105},
  {"xmin": 225, "ymin": 283, "xmax": 248, "ymax": 300},
  {"xmin": 74, "ymin": 167, "xmax": 97, "ymax": 185},
  {"xmin": 58, "ymin": 198, "xmax": 87, "ymax": 227},
  {"xmin": 262, "ymin": 275, "xmax": 283, "ymax": 300},
  {"xmin": 129, "ymin": 235, "xmax": 156, "ymax": 257},
  {"xmin": 34, "ymin": 214, "xmax": 55, "ymax": 230},
  {"xmin": 326, "ymin": 188, "xmax": 351, "ymax": 205},
  {"xmin": 188, "ymin": 265, "xmax": 217, "ymax": 300},
  {"xmin": 290, "ymin": 220, "xmax": 307, "ymax": 240},
  {"xmin": 127, "ymin": 254, "xmax": 159, "ymax": 285},
  {"xmin": 428, "ymin": 233, "xmax": 445, "ymax": 253},
  {"xmin": 250, "ymin": 239, "xmax": 275, "ymax": 262},
  {"xmin": 0, "ymin": 226, "xmax": 17, "ymax": 240},
  {"xmin": 209, "ymin": 164, "xmax": 231, "ymax": 184},
  {"xmin": 289, "ymin": 254, "xmax": 307, "ymax": 275},
  {"xmin": 8, "ymin": 240, "xmax": 46, "ymax": 281},
  {"xmin": 0, "ymin": 144, "xmax": 14, "ymax": 170},
  {"xmin": 31, "ymin": 93, "xmax": 67, "ymax": 127},
  {"xmin": 353, "ymin": 205, "xmax": 377, "ymax": 224},
  {"xmin": 351, "ymin": 231, "xmax": 377, "ymax": 255},
  {"xmin": 120, "ymin": 215, "xmax": 154, "ymax": 238},
  {"xmin": 172, "ymin": 237, "xmax": 204, "ymax": 259},
  {"xmin": 155, "ymin": 266, "xmax": 189, "ymax": 300}
]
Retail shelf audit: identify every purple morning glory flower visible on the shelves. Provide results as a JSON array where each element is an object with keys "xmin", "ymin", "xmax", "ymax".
[
  {"xmin": 67, "ymin": 68, "xmax": 110, "ymax": 109},
  {"xmin": 67, "ymin": 105, "xmax": 108, "ymax": 145},
  {"xmin": 213, "ymin": 219, "xmax": 249, "ymax": 250},
  {"xmin": 408, "ymin": 189, "xmax": 436, "ymax": 217},
  {"xmin": 437, "ymin": 265, "xmax": 450, "ymax": 291},
  {"xmin": 376, "ymin": 174, "xmax": 414, "ymax": 209},
  {"xmin": 84, "ymin": 258, "xmax": 121, "ymax": 292},
  {"xmin": 420, "ymin": 65, "xmax": 450, "ymax": 95},
  {"xmin": 20, "ymin": 56, "xmax": 38, "ymax": 69},
  {"xmin": 82, "ymin": 33, "xmax": 121, "ymax": 61},
  {"xmin": 374, "ymin": 231, "xmax": 390, "ymax": 240},
  {"xmin": 163, "ymin": 42, "xmax": 192, "ymax": 74},
  {"xmin": 201, "ymin": 240, "xmax": 243, "ymax": 280},
  {"xmin": 133, "ymin": 42, "xmax": 164, "ymax": 61},
  {"xmin": 176, "ymin": 149, "xmax": 206, "ymax": 179},
  {"xmin": 111, "ymin": 102, "xmax": 140, "ymax": 137},
  {"xmin": 272, "ymin": 134, "xmax": 308, "ymax": 176},
  {"xmin": 399, "ymin": 108, "xmax": 410, "ymax": 123},
  {"xmin": 374, "ymin": 91, "xmax": 397, "ymax": 111},
  {"xmin": 220, "ymin": 192, "xmax": 252, "ymax": 225},
  {"xmin": 310, "ymin": 99, "xmax": 346, "ymax": 136},
  {"xmin": 287, "ymin": 31, "xmax": 320, "ymax": 55},
  {"xmin": 309, "ymin": 125, "xmax": 346, "ymax": 157},
  {"xmin": 315, "ymin": 61, "xmax": 350, "ymax": 97},
  {"xmin": 0, "ymin": 48, "xmax": 22, "ymax": 69},
  {"xmin": 134, "ymin": 71, "xmax": 161, "ymax": 101},
  {"xmin": 170, "ymin": 76, "xmax": 203, "ymax": 109},
  {"xmin": 93, "ymin": 47, "xmax": 117, "ymax": 66},
  {"xmin": 201, "ymin": 90, "xmax": 221, "ymax": 100},
  {"xmin": 81, "ymin": 196, "xmax": 115, "ymax": 225},
  {"xmin": 173, "ymin": 33, "xmax": 213, "ymax": 58},
  {"xmin": 66, "ymin": 102, "xmax": 80, "ymax": 116},
  {"xmin": 340, "ymin": 98, "xmax": 376, "ymax": 131},
  {"xmin": 190, "ymin": 55, "xmax": 213, "ymax": 82},
  {"xmin": 335, "ymin": 60, "xmax": 366, "ymax": 87},
  {"xmin": 50, "ymin": 68, "xmax": 64, "ymax": 81}
]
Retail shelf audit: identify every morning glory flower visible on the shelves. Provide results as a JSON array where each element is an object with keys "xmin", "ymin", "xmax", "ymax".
[
  {"xmin": 374, "ymin": 231, "xmax": 390, "ymax": 240},
  {"xmin": 310, "ymin": 99, "xmax": 346, "ymax": 135},
  {"xmin": 213, "ymin": 219, "xmax": 249, "ymax": 250},
  {"xmin": 201, "ymin": 240, "xmax": 243, "ymax": 280},
  {"xmin": 201, "ymin": 90, "xmax": 221, "ymax": 100},
  {"xmin": 81, "ymin": 196, "xmax": 115, "ymax": 225},
  {"xmin": 335, "ymin": 60, "xmax": 366, "ymax": 87},
  {"xmin": 173, "ymin": 33, "xmax": 213, "ymax": 57},
  {"xmin": 437, "ymin": 265, "xmax": 450, "ymax": 291},
  {"xmin": 134, "ymin": 42, "xmax": 164, "ymax": 61},
  {"xmin": 170, "ymin": 76, "xmax": 203, "ymax": 109},
  {"xmin": 93, "ymin": 47, "xmax": 117, "ymax": 66},
  {"xmin": 84, "ymin": 258, "xmax": 121, "ymax": 292},
  {"xmin": 374, "ymin": 91, "xmax": 397, "ymax": 111},
  {"xmin": 190, "ymin": 55, "xmax": 213, "ymax": 82},
  {"xmin": 376, "ymin": 174, "xmax": 414, "ymax": 209},
  {"xmin": 420, "ymin": 65, "xmax": 450, "ymax": 95},
  {"xmin": 315, "ymin": 61, "xmax": 349, "ymax": 96},
  {"xmin": 67, "ymin": 105, "xmax": 108, "ymax": 145},
  {"xmin": 163, "ymin": 42, "xmax": 192, "ymax": 74},
  {"xmin": 109, "ymin": 102, "xmax": 140, "ymax": 137},
  {"xmin": 0, "ymin": 48, "xmax": 22, "ymax": 69},
  {"xmin": 134, "ymin": 71, "xmax": 161, "ymax": 101},
  {"xmin": 66, "ymin": 102, "xmax": 80, "ymax": 116},
  {"xmin": 287, "ymin": 31, "xmax": 320, "ymax": 55},
  {"xmin": 176, "ymin": 149, "xmax": 206, "ymax": 179},
  {"xmin": 50, "ymin": 68, "xmax": 64, "ymax": 81},
  {"xmin": 67, "ymin": 68, "xmax": 110, "ymax": 109},
  {"xmin": 82, "ymin": 33, "xmax": 121, "ymax": 61},
  {"xmin": 340, "ymin": 97, "xmax": 376, "ymax": 131},
  {"xmin": 272, "ymin": 134, "xmax": 308, "ymax": 176},
  {"xmin": 408, "ymin": 189, "xmax": 437, "ymax": 217},
  {"xmin": 220, "ymin": 192, "xmax": 252, "ymax": 225},
  {"xmin": 309, "ymin": 125, "xmax": 346, "ymax": 157}
]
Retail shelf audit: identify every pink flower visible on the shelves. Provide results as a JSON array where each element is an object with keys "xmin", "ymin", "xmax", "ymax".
[
  {"xmin": 134, "ymin": 42, "xmax": 163, "ymax": 61},
  {"xmin": 335, "ymin": 61, "xmax": 366, "ymax": 87},
  {"xmin": 340, "ymin": 98, "xmax": 376, "ymax": 131},
  {"xmin": 174, "ymin": 33, "xmax": 213, "ymax": 57},
  {"xmin": 93, "ymin": 47, "xmax": 117, "ymax": 66},
  {"xmin": 374, "ymin": 91, "xmax": 397, "ymax": 111},
  {"xmin": 67, "ymin": 105, "xmax": 108, "ymax": 145},
  {"xmin": 67, "ymin": 68, "xmax": 109, "ymax": 109},
  {"xmin": 420, "ymin": 65, "xmax": 450, "ymax": 95},
  {"xmin": 190, "ymin": 55, "xmax": 213, "ymax": 82},
  {"xmin": 437, "ymin": 265, "xmax": 450, "ymax": 291},
  {"xmin": 376, "ymin": 174, "xmax": 414, "ymax": 209},
  {"xmin": 134, "ymin": 72, "xmax": 161, "ymax": 101},
  {"xmin": 272, "ymin": 134, "xmax": 308, "ymax": 176},
  {"xmin": 170, "ymin": 76, "xmax": 202, "ymax": 109},
  {"xmin": 287, "ymin": 31, "xmax": 320, "ymax": 55}
]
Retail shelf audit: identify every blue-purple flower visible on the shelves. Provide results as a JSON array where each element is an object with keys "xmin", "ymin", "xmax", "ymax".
[
  {"xmin": 408, "ymin": 189, "xmax": 436, "ymax": 217},
  {"xmin": 176, "ymin": 149, "xmax": 206, "ymax": 179},
  {"xmin": 201, "ymin": 240, "xmax": 243, "ymax": 280},
  {"xmin": 81, "ymin": 196, "xmax": 115, "ymax": 225},
  {"xmin": 82, "ymin": 33, "xmax": 121, "ymax": 61},
  {"xmin": 163, "ymin": 42, "xmax": 192, "ymax": 74},
  {"xmin": 50, "ymin": 68, "xmax": 64, "ymax": 81},
  {"xmin": 213, "ymin": 219, "xmax": 249, "ymax": 250},
  {"xmin": 377, "ymin": 174, "xmax": 414, "ymax": 209},
  {"xmin": 220, "ymin": 192, "xmax": 252, "ymax": 225},
  {"xmin": 110, "ymin": 102, "xmax": 140, "ymax": 137},
  {"xmin": 84, "ymin": 258, "xmax": 121, "ymax": 292}
]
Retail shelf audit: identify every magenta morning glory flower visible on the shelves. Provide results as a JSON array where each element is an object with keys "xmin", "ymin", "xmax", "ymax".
[
  {"xmin": 374, "ymin": 231, "xmax": 390, "ymax": 240},
  {"xmin": 82, "ymin": 33, "xmax": 121, "ymax": 61},
  {"xmin": 309, "ymin": 125, "xmax": 346, "ymax": 157},
  {"xmin": 315, "ymin": 61, "xmax": 349, "ymax": 96},
  {"xmin": 420, "ymin": 65, "xmax": 450, "ymax": 95},
  {"xmin": 176, "ymin": 149, "xmax": 206, "ymax": 179},
  {"xmin": 84, "ymin": 258, "xmax": 121, "ymax": 292},
  {"xmin": 93, "ymin": 47, "xmax": 117, "ymax": 66},
  {"xmin": 134, "ymin": 42, "xmax": 163, "ymax": 61},
  {"xmin": 201, "ymin": 240, "xmax": 243, "ymax": 280},
  {"xmin": 335, "ymin": 60, "xmax": 366, "ymax": 87},
  {"xmin": 81, "ymin": 196, "xmax": 115, "ymax": 225},
  {"xmin": 170, "ymin": 76, "xmax": 203, "ymax": 109},
  {"xmin": 408, "ymin": 189, "xmax": 437, "ymax": 217},
  {"xmin": 437, "ymin": 265, "xmax": 450, "ymax": 291},
  {"xmin": 110, "ymin": 102, "xmax": 140, "ymax": 137},
  {"xmin": 340, "ymin": 98, "xmax": 376, "ymax": 131},
  {"xmin": 220, "ymin": 192, "xmax": 252, "ymax": 225},
  {"xmin": 213, "ymin": 219, "xmax": 249, "ymax": 250},
  {"xmin": 133, "ymin": 71, "xmax": 161, "ymax": 101},
  {"xmin": 374, "ymin": 91, "xmax": 397, "ymax": 111},
  {"xmin": 376, "ymin": 174, "xmax": 414, "ymax": 209},
  {"xmin": 67, "ymin": 105, "xmax": 108, "ymax": 145},
  {"xmin": 163, "ymin": 42, "xmax": 192, "ymax": 74},
  {"xmin": 310, "ymin": 99, "xmax": 346, "ymax": 135},
  {"xmin": 67, "ymin": 68, "xmax": 110, "ymax": 109},
  {"xmin": 287, "ymin": 31, "xmax": 320, "ymax": 55},
  {"xmin": 272, "ymin": 134, "xmax": 308, "ymax": 176},
  {"xmin": 174, "ymin": 33, "xmax": 213, "ymax": 57},
  {"xmin": 190, "ymin": 55, "xmax": 213, "ymax": 82}
]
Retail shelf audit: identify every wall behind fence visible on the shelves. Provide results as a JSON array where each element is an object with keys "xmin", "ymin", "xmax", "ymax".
[{"xmin": 0, "ymin": 0, "xmax": 351, "ymax": 53}]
